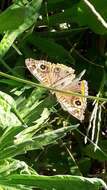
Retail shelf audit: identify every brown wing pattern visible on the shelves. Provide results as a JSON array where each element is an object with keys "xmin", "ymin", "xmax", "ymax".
[
  {"xmin": 25, "ymin": 58, "xmax": 75, "ymax": 86},
  {"xmin": 56, "ymin": 80, "xmax": 88, "ymax": 121},
  {"xmin": 25, "ymin": 58, "xmax": 88, "ymax": 121}
]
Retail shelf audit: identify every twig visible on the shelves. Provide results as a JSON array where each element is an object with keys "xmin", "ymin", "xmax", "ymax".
[{"xmin": 83, "ymin": 0, "xmax": 107, "ymax": 29}]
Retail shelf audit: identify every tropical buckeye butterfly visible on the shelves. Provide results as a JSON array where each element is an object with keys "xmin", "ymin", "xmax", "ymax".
[{"xmin": 25, "ymin": 58, "xmax": 88, "ymax": 121}]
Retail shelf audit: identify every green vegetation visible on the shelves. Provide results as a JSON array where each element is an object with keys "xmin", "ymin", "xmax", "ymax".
[{"xmin": 0, "ymin": 0, "xmax": 107, "ymax": 189}]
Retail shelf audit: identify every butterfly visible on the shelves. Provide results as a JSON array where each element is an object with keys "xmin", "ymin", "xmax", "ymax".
[{"xmin": 25, "ymin": 58, "xmax": 88, "ymax": 121}]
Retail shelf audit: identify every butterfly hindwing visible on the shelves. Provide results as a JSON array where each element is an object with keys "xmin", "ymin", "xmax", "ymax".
[{"xmin": 55, "ymin": 80, "xmax": 88, "ymax": 121}]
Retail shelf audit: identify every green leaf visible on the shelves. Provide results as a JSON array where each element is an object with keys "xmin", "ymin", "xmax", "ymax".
[
  {"xmin": 0, "ymin": 0, "xmax": 43, "ymax": 57},
  {"xmin": 24, "ymin": 96, "xmax": 55, "ymax": 125},
  {"xmin": 0, "ymin": 91, "xmax": 20, "ymax": 129},
  {"xmin": 1, "ymin": 158, "xmax": 37, "ymax": 175},
  {"xmin": 0, "ymin": 124, "xmax": 78, "ymax": 159},
  {"xmin": 0, "ymin": 174, "xmax": 106, "ymax": 190},
  {"xmin": 16, "ymin": 88, "xmax": 51, "ymax": 124},
  {"xmin": 26, "ymin": 34, "xmax": 75, "ymax": 65},
  {"xmin": 41, "ymin": 0, "xmax": 107, "ymax": 34},
  {"xmin": 84, "ymin": 140, "xmax": 107, "ymax": 161},
  {"xmin": 71, "ymin": 0, "xmax": 107, "ymax": 34},
  {"xmin": 0, "ymin": 7, "xmax": 27, "ymax": 32}
]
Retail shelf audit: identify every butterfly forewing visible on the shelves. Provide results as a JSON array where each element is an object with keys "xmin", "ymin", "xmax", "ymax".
[{"xmin": 25, "ymin": 58, "xmax": 75, "ymax": 86}]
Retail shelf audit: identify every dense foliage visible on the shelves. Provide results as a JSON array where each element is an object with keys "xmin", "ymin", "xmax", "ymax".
[{"xmin": 0, "ymin": 0, "xmax": 107, "ymax": 189}]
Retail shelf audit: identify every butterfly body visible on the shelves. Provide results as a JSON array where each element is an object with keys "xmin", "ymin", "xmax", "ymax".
[{"xmin": 25, "ymin": 58, "xmax": 88, "ymax": 121}]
